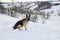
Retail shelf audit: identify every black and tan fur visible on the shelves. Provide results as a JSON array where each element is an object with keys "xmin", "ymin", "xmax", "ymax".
[{"xmin": 13, "ymin": 14, "xmax": 30, "ymax": 30}]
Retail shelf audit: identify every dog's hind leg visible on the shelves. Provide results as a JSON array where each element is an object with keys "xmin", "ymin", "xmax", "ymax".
[{"xmin": 17, "ymin": 25, "xmax": 21, "ymax": 30}]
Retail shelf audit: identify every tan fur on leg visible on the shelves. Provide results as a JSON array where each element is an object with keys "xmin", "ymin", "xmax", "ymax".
[{"xmin": 24, "ymin": 21, "xmax": 28, "ymax": 30}]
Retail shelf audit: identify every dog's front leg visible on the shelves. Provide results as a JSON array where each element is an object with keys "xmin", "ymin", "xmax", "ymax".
[{"xmin": 24, "ymin": 22, "xmax": 28, "ymax": 30}]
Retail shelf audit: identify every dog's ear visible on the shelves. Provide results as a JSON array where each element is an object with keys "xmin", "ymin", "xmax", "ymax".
[
  {"xmin": 29, "ymin": 14, "xmax": 30, "ymax": 17},
  {"xmin": 26, "ymin": 14, "xmax": 30, "ymax": 17},
  {"xmin": 26, "ymin": 14, "xmax": 28, "ymax": 17}
]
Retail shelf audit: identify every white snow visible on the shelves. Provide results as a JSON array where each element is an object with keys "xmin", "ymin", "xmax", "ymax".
[
  {"xmin": 29, "ymin": 5, "xmax": 38, "ymax": 10},
  {"xmin": 51, "ymin": 5, "xmax": 60, "ymax": 15},
  {"xmin": 0, "ymin": 13, "xmax": 60, "ymax": 40},
  {"xmin": 26, "ymin": 3, "xmax": 35, "ymax": 8},
  {"xmin": 1, "ymin": 4, "xmax": 9, "ymax": 8},
  {"xmin": 51, "ymin": 2, "xmax": 60, "ymax": 4}
]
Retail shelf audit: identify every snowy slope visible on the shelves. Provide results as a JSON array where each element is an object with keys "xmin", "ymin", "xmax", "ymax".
[
  {"xmin": 0, "ymin": 14, "xmax": 60, "ymax": 40},
  {"xmin": 40, "ymin": 5, "xmax": 60, "ymax": 16}
]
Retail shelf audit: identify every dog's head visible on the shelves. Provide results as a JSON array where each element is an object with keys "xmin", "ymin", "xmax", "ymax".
[{"xmin": 26, "ymin": 14, "xmax": 31, "ymax": 21}]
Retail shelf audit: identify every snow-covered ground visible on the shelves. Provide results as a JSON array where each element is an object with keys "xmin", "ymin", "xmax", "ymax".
[{"xmin": 0, "ymin": 14, "xmax": 60, "ymax": 40}]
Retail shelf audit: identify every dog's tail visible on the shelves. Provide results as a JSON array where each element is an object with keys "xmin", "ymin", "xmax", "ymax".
[{"xmin": 13, "ymin": 26, "xmax": 16, "ymax": 29}]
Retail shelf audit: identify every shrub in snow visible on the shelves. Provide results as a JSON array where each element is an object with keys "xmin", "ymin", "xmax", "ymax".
[
  {"xmin": 58, "ymin": 13, "xmax": 60, "ymax": 16},
  {"xmin": 30, "ymin": 15, "xmax": 38, "ymax": 22},
  {"xmin": 46, "ymin": 12, "xmax": 50, "ymax": 19},
  {"xmin": 58, "ymin": 12, "xmax": 60, "ymax": 16}
]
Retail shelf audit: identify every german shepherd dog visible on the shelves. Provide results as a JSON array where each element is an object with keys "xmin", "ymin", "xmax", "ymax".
[{"xmin": 13, "ymin": 14, "xmax": 30, "ymax": 30}]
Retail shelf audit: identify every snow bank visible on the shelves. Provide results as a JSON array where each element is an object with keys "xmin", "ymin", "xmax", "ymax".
[{"xmin": 0, "ymin": 14, "xmax": 60, "ymax": 40}]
